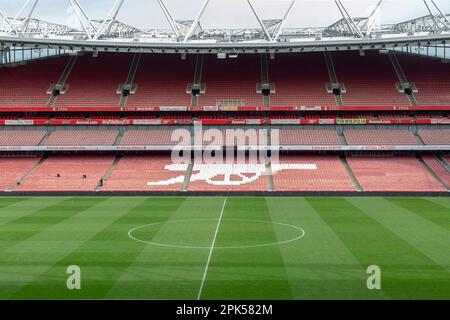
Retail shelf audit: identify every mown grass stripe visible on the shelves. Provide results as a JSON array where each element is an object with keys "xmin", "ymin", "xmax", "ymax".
[
  {"xmin": 0, "ymin": 197, "xmax": 107, "ymax": 252},
  {"xmin": 308, "ymin": 197, "xmax": 450, "ymax": 299},
  {"xmin": 385, "ymin": 197, "xmax": 450, "ymax": 231},
  {"xmin": 0, "ymin": 197, "xmax": 67, "ymax": 227},
  {"xmin": 200, "ymin": 197, "xmax": 293, "ymax": 300},
  {"xmin": 344, "ymin": 197, "xmax": 450, "ymax": 299},
  {"xmin": 105, "ymin": 197, "xmax": 224, "ymax": 300},
  {"xmin": 270, "ymin": 197, "xmax": 387, "ymax": 300},
  {"xmin": 0, "ymin": 197, "xmax": 31, "ymax": 209},
  {"xmin": 11, "ymin": 197, "xmax": 187, "ymax": 299},
  {"xmin": 0, "ymin": 197, "xmax": 148, "ymax": 299}
]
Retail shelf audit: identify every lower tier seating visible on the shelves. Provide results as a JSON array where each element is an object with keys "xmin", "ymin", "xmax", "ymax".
[
  {"xmin": 271, "ymin": 155, "xmax": 356, "ymax": 191},
  {"xmin": 16, "ymin": 154, "xmax": 115, "ymax": 191},
  {"xmin": 0, "ymin": 157, "xmax": 40, "ymax": 190},
  {"xmin": 102, "ymin": 154, "xmax": 186, "ymax": 191},
  {"xmin": 346, "ymin": 155, "xmax": 445, "ymax": 192},
  {"xmin": 422, "ymin": 155, "xmax": 450, "ymax": 187},
  {"xmin": 187, "ymin": 157, "xmax": 269, "ymax": 192}
]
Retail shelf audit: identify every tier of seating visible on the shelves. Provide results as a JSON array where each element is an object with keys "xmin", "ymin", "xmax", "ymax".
[
  {"xmin": 0, "ymin": 56, "xmax": 69, "ymax": 107},
  {"xmin": 44, "ymin": 130, "xmax": 118, "ymax": 146},
  {"xmin": 126, "ymin": 54, "xmax": 195, "ymax": 107},
  {"xmin": 2, "ymin": 51, "xmax": 450, "ymax": 107},
  {"xmin": 275, "ymin": 129, "xmax": 341, "ymax": 146},
  {"xmin": 55, "ymin": 53, "xmax": 132, "ymax": 107},
  {"xmin": 120, "ymin": 130, "xmax": 190, "ymax": 146},
  {"xmin": 333, "ymin": 51, "xmax": 410, "ymax": 106},
  {"xmin": 422, "ymin": 155, "xmax": 450, "ymax": 188},
  {"xmin": 0, "ymin": 157, "xmax": 40, "ymax": 190},
  {"xmin": 271, "ymin": 155, "xmax": 356, "ymax": 191},
  {"xmin": 268, "ymin": 53, "xmax": 336, "ymax": 106},
  {"xmin": 343, "ymin": 129, "xmax": 418, "ymax": 145},
  {"xmin": 398, "ymin": 54, "xmax": 450, "ymax": 105},
  {"xmin": 346, "ymin": 155, "xmax": 445, "ymax": 192},
  {"xmin": 0, "ymin": 130, "xmax": 46, "ymax": 146},
  {"xmin": 187, "ymin": 157, "xmax": 269, "ymax": 192},
  {"xmin": 198, "ymin": 55, "xmax": 262, "ymax": 106},
  {"xmin": 1, "ymin": 152, "xmax": 447, "ymax": 192},
  {"xmin": 418, "ymin": 129, "xmax": 450, "ymax": 145},
  {"xmin": 16, "ymin": 154, "xmax": 115, "ymax": 191},
  {"xmin": 102, "ymin": 154, "xmax": 186, "ymax": 192}
]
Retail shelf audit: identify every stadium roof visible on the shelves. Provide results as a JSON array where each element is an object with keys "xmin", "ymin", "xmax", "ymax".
[{"xmin": 0, "ymin": 0, "xmax": 449, "ymax": 53}]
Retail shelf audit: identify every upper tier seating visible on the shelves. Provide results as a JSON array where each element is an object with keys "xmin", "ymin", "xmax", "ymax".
[
  {"xmin": 333, "ymin": 51, "xmax": 410, "ymax": 106},
  {"xmin": 0, "ymin": 130, "xmax": 46, "ymax": 146},
  {"xmin": 271, "ymin": 155, "xmax": 356, "ymax": 191},
  {"xmin": 198, "ymin": 55, "xmax": 262, "ymax": 106},
  {"xmin": 0, "ymin": 157, "xmax": 40, "ymax": 190},
  {"xmin": 120, "ymin": 130, "xmax": 191, "ymax": 146},
  {"xmin": 347, "ymin": 155, "xmax": 445, "ymax": 192},
  {"xmin": 397, "ymin": 53, "xmax": 450, "ymax": 105},
  {"xmin": 418, "ymin": 129, "xmax": 450, "ymax": 145},
  {"xmin": 126, "ymin": 54, "xmax": 195, "ymax": 107},
  {"xmin": 55, "ymin": 53, "xmax": 132, "ymax": 107},
  {"xmin": 0, "ymin": 56, "xmax": 69, "ymax": 107},
  {"xmin": 268, "ymin": 53, "xmax": 336, "ymax": 106},
  {"xmin": 16, "ymin": 154, "xmax": 115, "ymax": 191},
  {"xmin": 274, "ymin": 129, "xmax": 341, "ymax": 146},
  {"xmin": 44, "ymin": 130, "xmax": 118, "ymax": 146},
  {"xmin": 344, "ymin": 129, "xmax": 418, "ymax": 145},
  {"xmin": 103, "ymin": 154, "xmax": 186, "ymax": 191}
]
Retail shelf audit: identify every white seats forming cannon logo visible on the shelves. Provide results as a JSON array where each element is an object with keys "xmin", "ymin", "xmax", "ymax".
[{"xmin": 147, "ymin": 163, "xmax": 317, "ymax": 187}]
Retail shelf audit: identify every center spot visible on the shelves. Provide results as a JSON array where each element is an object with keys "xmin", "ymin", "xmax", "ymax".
[{"xmin": 128, "ymin": 219, "xmax": 305, "ymax": 249}]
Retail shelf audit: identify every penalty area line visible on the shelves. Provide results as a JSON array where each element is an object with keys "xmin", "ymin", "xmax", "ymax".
[{"xmin": 197, "ymin": 197, "xmax": 227, "ymax": 300}]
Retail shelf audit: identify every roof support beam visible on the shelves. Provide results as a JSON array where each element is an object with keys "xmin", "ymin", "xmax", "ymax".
[
  {"xmin": 183, "ymin": 0, "xmax": 210, "ymax": 43},
  {"xmin": 334, "ymin": 0, "xmax": 363, "ymax": 38},
  {"xmin": 0, "ymin": 10, "xmax": 14, "ymax": 33},
  {"xmin": 157, "ymin": 0, "xmax": 182, "ymax": 40},
  {"xmin": 69, "ymin": 0, "xmax": 97, "ymax": 40},
  {"xmin": 247, "ymin": 0, "xmax": 273, "ymax": 42},
  {"xmin": 93, "ymin": 0, "xmax": 124, "ymax": 40},
  {"xmin": 273, "ymin": 0, "xmax": 297, "ymax": 41},
  {"xmin": 361, "ymin": 0, "xmax": 385, "ymax": 37}
]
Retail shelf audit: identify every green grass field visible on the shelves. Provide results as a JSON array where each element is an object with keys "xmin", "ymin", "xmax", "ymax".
[{"xmin": 0, "ymin": 196, "xmax": 449, "ymax": 300}]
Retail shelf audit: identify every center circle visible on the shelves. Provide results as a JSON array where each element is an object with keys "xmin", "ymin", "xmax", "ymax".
[{"xmin": 128, "ymin": 219, "xmax": 305, "ymax": 249}]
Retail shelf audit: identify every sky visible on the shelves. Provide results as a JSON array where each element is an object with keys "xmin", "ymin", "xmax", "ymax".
[{"xmin": 0, "ymin": 0, "xmax": 449, "ymax": 30}]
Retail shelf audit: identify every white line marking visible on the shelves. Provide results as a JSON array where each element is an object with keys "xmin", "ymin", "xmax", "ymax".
[
  {"xmin": 197, "ymin": 197, "xmax": 227, "ymax": 300},
  {"xmin": 128, "ymin": 219, "xmax": 305, "ymax": 249}
]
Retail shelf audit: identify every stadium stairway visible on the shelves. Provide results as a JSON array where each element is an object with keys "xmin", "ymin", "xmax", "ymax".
[
  {"xmin": 48, "ymin": 55, "xmax": 78, "ymax": 107},
  {"xmin": 436, "ymin": 154, "xmax": 450, "ymax": 170},
  {"xmin": 9, "ymin": 154, "xmax": 46, "ymax": 191},
  {"xmin": 324, "ymin": 52, "xmax": 343, "ymax": 106},
  {"xmin": 413, "ymin": 130, "xmax": 426, "ymax": 145},
  {"xmin": 181, "ymin": 162, "xmax": 194, "ymax": 192},
  {"xmin": 190, "ymin": 54, "xmax": 204, "ymax": 107},
  {"xmin": 388, "ymin": 52, "xmax": 417, "ymax": 106},
  {"xmin": 340, "ymin": 154, "xmax": 364, "ymax": 192},
  {"xmin": 120, "ymin": 53, "xmax": 142, "ymax": 107},
  {"xmin": 416, "ymin": 154, "xmax": 449, "ymax": 191},
  {"xmin": 265, "ymin": 160, "xmax": 275, "ymax": 192},
  {"xmin": 95, "ymin": 154, "xmax": 123, "ymax": 192}
]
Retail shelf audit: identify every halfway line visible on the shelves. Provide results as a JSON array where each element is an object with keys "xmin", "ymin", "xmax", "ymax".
[{"xmin": 197, "ymin": 197, "xmax": 227, "ymax": 300}]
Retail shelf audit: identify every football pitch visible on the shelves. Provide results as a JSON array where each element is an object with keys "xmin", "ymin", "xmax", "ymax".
[{"xmin": 0, "ymin": 196, "xmax": 449, "ymax": 300}]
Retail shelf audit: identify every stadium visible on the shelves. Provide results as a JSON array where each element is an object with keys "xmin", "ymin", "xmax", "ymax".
[{"xmin": 0, "ymin": 0, "xmax": 449, "ymax": 303}]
